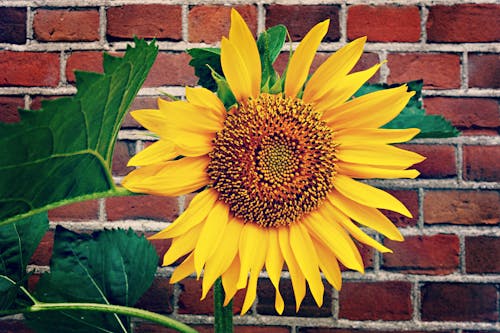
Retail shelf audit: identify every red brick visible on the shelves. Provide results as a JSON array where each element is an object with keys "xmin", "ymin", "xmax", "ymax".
[
  {"xmin": 383, "ymin": 234, "xmax": 460, "ymax": 274},
  {"xmin": 265, "ymin": 5, "xmax": 340, "ymax": 42},
  {"xmin": 30, "ymin": 231, "xmax": 53, "ymax": 266},
  {"xmin": 299, "ymin": 329, "xmax": 452, "ymax": 333},
  {"xmin": 0, "ymin": 51, "xmax": 59, "ymax": 87},
  {"xmin": 0, "ymin": 96, "xmax": 24, "ymax": 123},
  {"xmin": 30, "ymin": 95, "xmax": 69, "ymax": 111},
  {"xmin": 0, "ymin": 8, "xmax": 27, "ymax": 44},
  {"xmin": 400, "ymin": 144, "xmax": 456, "ymax": 179},
  {"xmin": 106, "ymin": 195, "xmax": 179, "ymax": 221},
  {"xmin": 134, "ymin": 324, "xmax": 289, "ymax": 333},
  {"xmin": 339, "ymin": 281, "xmax": 412, "ymax": 320},
  {"xmin": 424, "ymin": 97, "xmax": 500, "ymax": 133},
  {"xmin": 468, "ymin": 54, "xmax": 500, "ymax": 89},
  {"xmin": 257, "ymin": 278, "xmax": 333, "ymax": 317},
  {"xmin": 66, "ymin": 51, "xmax": 104, "ymax": 83},
  {"xmin": 464, "ymin": 146, "xmax": 500, "ymax": 182},
  {"xmin": 388, "ymin": 53, "xmax": 460, "ymax": 89},
  {"xmin": 143, "ymin": 52, "xmax": 197, "ymax": 87},
  {"xmin": 107, "ymin": 5, "xmax": 182, "ymax": 41},
  {"xmin": 421, "ymin": 283, "xmax": 498, "ymax": 321},
  {"xmin": 188, "ymin": 5, "xmax": 257, "ymax": 43},
  {"xmin": 340, "ymin": 241, "xmax": 374, "ymax": 271},
  {"xmin": 427, "ymin": 5, "xmax": 500, "ymax": 43},
  {"xmin": 147, "ymin": 236, "xmax": 172, "ymax": 266},
  {"xmin": 135, "ymin": 276, "xmax": 174, "ymax": 314},
  {"xmin": 48, "ymin": 200, "xmax": 99, "ymax": 221},
  {"xmin": 33, "ymin": 9, "xmax": 99, "ymax": 42},
  {"xmin": 382, "ymin": 190, "xmax": 419, "ymax": 228},
  {"xmin": 466, "ymin": 236, "xmax": 500, "ymax": 273},
  {"xmin": 112, "ymin": 140, "xmax": 134, "ymax": 176},
  {"xmin": 424, "ymin": 190, "xmax": 500, "ymax": 225},
  {"xmin": 124, "ymin": 96, "xmax": 160, "ymax": 128},
  {"xmin": 347, "ymin": 5, "xmax": 420, "ymax": 42},
  {"xmin": 0, "ymin": 320, "xmax": 34, "ymax": 333}
]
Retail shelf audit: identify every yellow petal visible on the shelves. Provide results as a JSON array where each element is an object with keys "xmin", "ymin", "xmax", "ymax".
[
  {"xmin": 194, "ymin": 201, "xmax": 230, "ymax": 276},
  {"xmin": 170, "ymin": 253, "xmax": 195, "ymax": 284},
  {"xmin": 122, "ymin": 156, "xmax": 210, "ymax": 197},
  {"xmin": 328, "ymin": 191, "xmax": 403, "ymax": 241},
  {"xmin": 221, "ymin": 37, "xmax": 253, "ymax": 102},
  {"xmin": 335, "ymin": 128, "xmax": 420, "ymax": 145},
  {"xmin": 284, "ymin": 20, "xmax": 329, "ymax": 98},
  {"xmin": 303, "ymin": 36, "xmax": 366, "ymax": 103},
  {"xmin": 265, "ymin": 228, "xmax": 285, "ymax": 314},
  {"xmin": 336, "ymin": 144, "xmax": 426, "ymax": 168},
  {"xmin": 314, "ymin": 241, "xmax": 342, "ymax": 290},
  {"xmin": 185, "ymin": 87, "xmax": 226, "ymax": 119},
  {"xmin": 333, "ymin": 174, "xmax": 412, "ymax": 217},
  {"xmin": 222, "ymin": 255, "xmax": 241, "ymax": 306},
  {"xmin": 237, "ymin": 223, "xmax": 265, "ymax": 289},
  {"xmin": 161, "ymin": 223, "xmax": 203, "ymax": 266},
  {"xmin": 337, "ymin": 162, "xmax": 420, "ymax": 179},
  {"xmin": 289, "ymin": 223, "xmax": 324, "ymax": 307},
  {"xmin": 127, "ymin": 140, "xmax": 177, "ymax": 167},
  {"xmin": 130, "ymin": 109, "xmax": 168, "ymax": 135}
]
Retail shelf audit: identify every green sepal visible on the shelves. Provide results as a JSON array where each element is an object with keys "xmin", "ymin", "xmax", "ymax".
[{"xmin": 257, "ymin": 25, "xmax": 287, "ymax": 92}]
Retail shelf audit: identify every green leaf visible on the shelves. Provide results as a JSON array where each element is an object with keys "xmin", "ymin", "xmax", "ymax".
[
  {"xmin": 257, "ymin": 25, "xmax": 286, "ymax": 91},
  {"xmin": 354, "ymin": 80, "xmax": 460, "ymax": 138},
  {"xmin": 187, "ymin": 48, "xmax": 222, "ymax": 91},
  {"xmin": 26, "ymin": 227, "xmax": 159, "ymax": 333},
  {"xmin": 210, "ymin": 68, "xmax": 236, "ymax": 109},
  {"xmin": 0, "ymin": 38, "xmax": 158, "ymax": 226},
  {"xmin": 0, "ymin": 213, "xmax": 48, "ymax": 310}
]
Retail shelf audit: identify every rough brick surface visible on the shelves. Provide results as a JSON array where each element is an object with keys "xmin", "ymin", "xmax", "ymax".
[
  {"xmin": 48, "ymin": 200, "xmax": 99, "ymax": 221},
  {"xmin": 0, "ymin": 7, "xmax": 27, "ymax": 44},
  {"xmin": 65, "ymin": 51, "xmax": 104, "ymax": 82},
  {"xmin": 0, "ymin": 96, "xmax": 24, "ymax": 123},
  {"xmin": 424, "ymin": 190, "xmax": 500, "ymax": 225},
  {"xmin": 468, "ymin": 54, "xmax": 500, "ymax": 89},
  {"xmin": 383, "ymin": 234, "xmax": 460, "ymax": 274},
  {"xmin": 401, "ymin": 144, "xmax": 456, "ymax": 179},
  {"xmin": 143, "ymin": 52, "xmax": 197, "ymax": 87},
  {"xmin": 112, "ymin": 140, "xmax": 134, "ymax": 176},
  {"xmin": 382, "ymin": 190, "xmax": 419, "ymax": 228},
  {"xmin": 107, "ymin": 5, "xmax": 182, "ymax": 40},
  {"xmin": 338, "ymin": 281, "xmax": 412, "ymax": 320},
  {"xmin": 347, "ymin": 5, "xmax": 420, "ymax": 42},
  {"xmin": 463, "ymin": 146, "xmax": 500, "ymax": 182},
  {"xmin": 465, "ymin": 236, "xmax": 500, "ymax": 273},
  {"xmin": 0, "ymin": 51, "xmax": 59, "ymax": 87},
  {"xmin": 34, "ymin": 9, "xmax": 99, "ymax": 42},
  {"xmin": 266, "ymin": 5, "xmax": 340, "ymax": 42},
  {"xmin": 388, "ymin": 53, "xmax": 460, "ymax": 89},
  {"xmin": 135, "ymin": 277, "xmax": 174, "ymax": 314},
  {"xmin": 189, "ymin": 5, "xmax": 257, "ymax": 43},
  {"xmin": 106, "ymin": 195, "xmax": 179, "ymax": 221},
  {"xmin": 421, "ymin": 283, "xmax": 498, "ymax": 321},
  {"xmin": 427, "ymin": 4, "xmax": 500, "ymax": 42}
]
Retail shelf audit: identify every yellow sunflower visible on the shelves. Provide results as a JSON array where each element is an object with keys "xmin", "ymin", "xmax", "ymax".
[{"xmin": 122, "ymin": 9, "xmax": 424, "ymax": 315}]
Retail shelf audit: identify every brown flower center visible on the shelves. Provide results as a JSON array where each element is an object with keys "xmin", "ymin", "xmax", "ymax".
[{"xmin": 207, "ymin": 93, "xmax": 336, "ymax": 227}]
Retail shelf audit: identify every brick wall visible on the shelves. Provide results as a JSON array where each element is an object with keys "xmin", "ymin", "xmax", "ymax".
[{"xmin": 1, "ymin": 1, "xmax": 499, "ymax": 332}]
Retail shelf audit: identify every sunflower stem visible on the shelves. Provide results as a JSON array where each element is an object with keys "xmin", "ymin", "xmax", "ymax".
[{"xmin": 214, "ymin": 278, "xmax": 233, "ymax": 333}]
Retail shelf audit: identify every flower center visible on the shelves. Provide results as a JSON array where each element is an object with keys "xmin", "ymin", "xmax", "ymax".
[{"xmin": 207, "ymin": 94, "xmax": 336, "ymax": 227}]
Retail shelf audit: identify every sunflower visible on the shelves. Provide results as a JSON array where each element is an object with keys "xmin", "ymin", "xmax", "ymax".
[{"xmin": 122, "ymin": 9, "xmax": 425, "ymax": 315}]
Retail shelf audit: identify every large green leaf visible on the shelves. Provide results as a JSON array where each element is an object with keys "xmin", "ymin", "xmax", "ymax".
[
  {"xmin": 0, "ymin": 38, "xmax": 158, "ymax": 226},
  {"xmin": 26, "ymin": 227, "xmax": 159, "ymax": 333},
  {"xmin": 187, "ymin": 48, "xmax": 222, "ymax": 92}
]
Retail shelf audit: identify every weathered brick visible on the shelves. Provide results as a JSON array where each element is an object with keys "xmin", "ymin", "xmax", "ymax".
[
  {"xmin": 65, "ymin": 51, "xmax": 103, "ymax": 83},
  {"xmin": 143, "ymin": 52, "xmax": 197, "ymax": 87},
  {"xmin": 135, "ymin": 276, "xmax": 174, "ymax": 314},
  {"xmin": 0, "ymin": 96, "xmax": 24, "ymax": 123},
  {"xmin": 112, "ymin": 140, "xmax": 134, "ymax": 176},
  {"xmin": 388, "ymin": 53, "xmax": 460, "ymax": 89},
  {"xmin": 30, "ymin": 231, "xmax": 53, "ymax": 266},
  {"xmin": 0, "ymin": 51, "xmax": 59, "ymax": 87},
  {"xmin": 257, "ymin": 278, "xmax": 333, "ymax": 317},
  {"xmin": 400, "ymin": 144, "xmax": 456, "ymax": 179},
  {"xmin": 188, "ymin": 5, "xmax": 257, "ymax": 43},
  {"xmin": 382, "ymin": 190, "xmax": 419, "ymax": 228},
  {"xmin": 427, "ymin": 4, "xmax": 500, "ymax": 43},
  {"xmin": 48, "ymin": 200, "xmax": 99, "ymax": 221},
  {"xmin": 468, "ymin": 54, "xmax": 500, "ymax": 89},
  {"xmin": 464, "ymin": 146, "xmax": 500, "ymax": 182},
  {"xmin": 338, "ymin": 281, "xmax": 412, "ymax": 320},
  {"xmin": 424, "ymin": 190, "xmax": 500, "ymax": 225},
  {"xmin": 106, "ymin": 195, "xmax": 179, "ymax": 221},
  {"xmin": 421, "ymin": 283, "xmax": 498, "ymax": 321},
  {"xmin": 383, "ymin": 234, "xmax": 460, "ymax": 274},
  {"xmin": 266, "ymin": 5, "xmax": 340, "ymax": 42},
  {"xmin": 0, "ymin": 8, "xmax": 27, "ymax": 44},
  {"xmin": 107, "ymin": 5, "xmax": 182, "ymax": 41},
  {"xmin": 34, "ymin": 9, "xmax": 99, "ymax": 42},
  {"xmin": 347, "ymin": 5, "xmax": 420, "ymax": 42},
  {"xmin": 466, "ymin": 236, "xmax": 500, "ymax": 273}
]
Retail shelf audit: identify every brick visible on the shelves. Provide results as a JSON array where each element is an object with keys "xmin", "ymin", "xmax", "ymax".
[
  {"xmin": 0, "ymin": 96, "xmax": 24, "ymax": 123},
  {"xmin": 338, "ymin": 281, "xmax": 412, "ymax": 320},
  {"xmin": 0, "ymin": 320, "xmax": 34, "ymax": 333},
  {"xmin": 382, "ymin": 190, "xmax": 419, "ymax": 228},
  {"xmin": 0, "ymin": 51, "xmax": 59, "ymax": 87},
  {"xmin": 48, "ymin": 200, "xmax": 99, "ymax": 221},
  {"xmin": 106, "ymin": 195, "xmax": 179, "ymax": 221},
  {"xmin": 33, "ymin": 9, "xmax": 99, "ymax": 42},
  {"xmin": 124, "ymin": 96, "xmax": 160, "ymax": 128},
  {"xmin": 107, "ymin": 5, "xmax": 182, "ymax": 41},
  {"xmin": 188, "ymin": 5, "xmax": 257, "ymax": 43},
  {"xmin": 112, "ymin": 140, "xmax": 134, "ymax": 176},
  {"xmin": 30, "ymin": 231, "xmax": 53, "ymax": 266},
  {"xmin": 427, "ymin": 4, "xmax": 500, "ymax": 43},
  {"xmin": 30, "ymin": 95, "xmax": 70, "ymax": 111},
  {"xmin": 400, "ymin": 144, "xmax": 456, "ymax": 179},
  {"xmin": 468, "ymin": 54, "xmax": 500, "ymax": 89},
  {"xmin": 424, "ymin": 97, "xmax": 500, "ymax": 133},
  {"xmin": 143, "ymin": 52, "xmax": 197, "ymax": 87},
  {"xmin": 299, "ymin": 329, "xmax": 452, "ymax": 333},
  {"xmin": 65, "ymin": 51, "xmax": 103, "ymax": 83},
  {"xmin": 257, "ymin": 278, "xmax": 333, "ymax": 317},
  {"xmin": 347, "ymin": 5, "xmax": 420, "ymax": 42},
  {"xmin": 266, "ymin": 5, "xmax": 340, "ymax": 42},
  {"xmin": 388, "ymin": 53, "xmax": 460, "ymax": 89},
  {"xmin": 464, "ymin": 146, "xmax": 500, "ymax": 182},
  {"xmin": 340, "ymin": 241, "xmax": 374, "ymax": 271},
  {"xmin": 0, "ymin": 8, "xmax": 27, "ymax": 44},
  {"xmin": 134, "ymin": 324, "xmax": 289, "ymax": 333},
  {"xmin": 135, "ymin": 277, "xmax": 174, "ymax": 314},
  {"xmin": 383, "ymin": 234, "xmax": 460, "ymax": 274},
  {"xmin": 424, "ymin": 190, "xmax": 500, "ymax": 225},
  {"xmin": 466, "ymin": 236, "xmax": 500, "ymax": 273},
  {"xmin": 421, "ymin": 283, "xmax": 498, "ymax": 321},
  {"xmin": 147, "ymin": 236, "xmax": 172, "ymax": 266}
]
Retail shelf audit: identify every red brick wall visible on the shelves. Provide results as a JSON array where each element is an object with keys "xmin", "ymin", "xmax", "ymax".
[{"xmin": 1, "ymin": 1, "xmax": 499, "ymax": 332}]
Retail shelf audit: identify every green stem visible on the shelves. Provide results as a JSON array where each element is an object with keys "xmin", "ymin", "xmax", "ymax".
[{"xmin": 214, "ymin": 278, "xmax": 233, "ymax": 333}]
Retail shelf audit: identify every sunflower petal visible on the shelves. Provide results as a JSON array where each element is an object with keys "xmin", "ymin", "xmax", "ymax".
[
  {"xmin": 170, "ymin": 253, "xmax": 195, "ymax": 284},
  {"xmin": 130, "ymin": 109, "xmax": 168, "ymax": 135},
  {"xmin": 315, "ymin": 241, "xmax": 342, "ymax": 290},
  {"xmin": 157, "ymin": 98, "xmax": 224, "ymax": 132},
  {"xmin": 238, "ymin": 223, "xmax": 264, "ymax": 289},
  {"xmin": 335, "ymin": 128, "xmax": 421, "ymax": 145},
  {"xmin": 265, "ymin": 228, "xmax": 285, "ymax": 314},
  {"xmin": 161, "ymin": 223, "xmax": 203, "ymax": 266},
  {"xmin": 221, "ymin": 37, "xmax": 253, "ymax": 102},
  {"xmin": 337, "ymin": 144, "xmax": 426, "ymax": 168},
  {"xmin": 185, "ymin": 87, "xmax": 226, "ymax": 119},
  {"xmin": 127, "ymin": 140, "xmax": 177, "ymax": 167},
  {"xmin": 337, "ymin": 162, "xmax": 420, "ymax": 179},
  {"xmin": 222, "ymin": 255, "xmax": 241, "ymax": 306}
]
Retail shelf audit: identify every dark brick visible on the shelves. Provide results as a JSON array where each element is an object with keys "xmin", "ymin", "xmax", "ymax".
[
  {"xmin": 468, "ymin": 54, "xmax": 500, "ymax": 89},
  {"xmin": 0, "ymin": 8, "xmax": 27, "ymax": 44},
  {"xmin": 0, "ymin": 96, "xmax": 24, "ymax": 123},
  {"xmin": 465, "ymin": 236, "xmax": 500, "ymax": 273}
]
